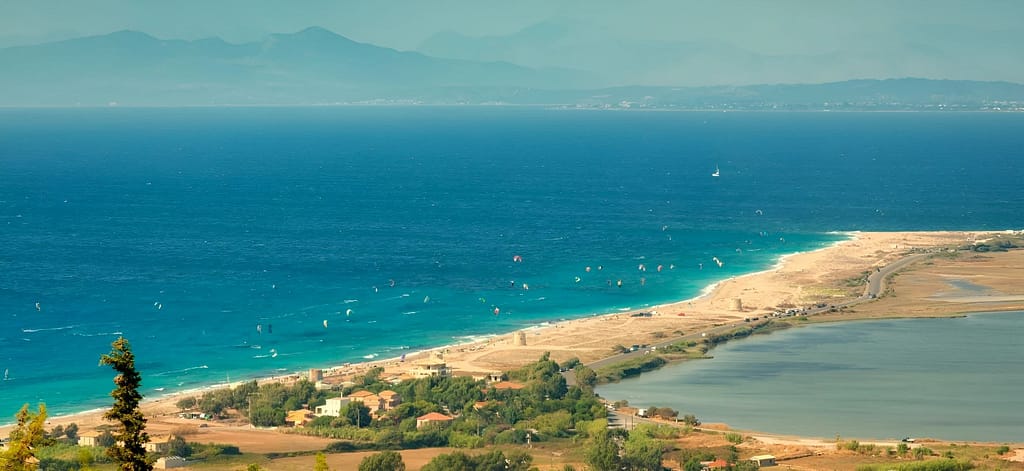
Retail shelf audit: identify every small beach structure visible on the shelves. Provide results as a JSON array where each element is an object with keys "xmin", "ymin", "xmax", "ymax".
[
  {"xmin": 416, "ymin": 412, "xmax": 454, "ymax": 429},
  {"xmin": 750, "ymin": 455, "xmax": 776, "ymax": 467}
]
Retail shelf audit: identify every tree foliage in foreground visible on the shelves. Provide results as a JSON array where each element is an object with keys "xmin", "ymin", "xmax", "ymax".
[
  {"xmin": 0, "ymin": 403, "xmax": 48, "ymax": 471},
  {"xmin": 100, "ymin": 336, "xmax": 152, "ymax": 471}
]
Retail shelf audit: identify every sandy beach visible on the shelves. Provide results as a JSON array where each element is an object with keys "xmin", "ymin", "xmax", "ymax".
[{"xmin": 6, "ymin": 230, "xmax": 1023, "ymax": 453}]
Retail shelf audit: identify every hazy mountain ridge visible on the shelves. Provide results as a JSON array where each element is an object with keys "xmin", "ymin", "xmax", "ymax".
[
  {"xmin": 2, "ymin": 26, "xmax": 1023, "ymax": 108},
  {"xmin": 0, "ymin": 27, "xmax": 588, "ymax": 106},
  {"xmin": 419, "ymin": 19, "xmax": 1024, "ymax": 87}
]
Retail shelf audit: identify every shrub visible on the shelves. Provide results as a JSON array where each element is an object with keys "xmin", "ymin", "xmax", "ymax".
[
  {"xmin": 725, "ymin": 432, "xmax": 743, "ymax": 444},
  {"xmin": 996, "ymin": 445, "xmax": 1010, "ymax": 455},
  {"xmin": 447, "ymin": 431, "xmax": 484, "ymax": 449}
]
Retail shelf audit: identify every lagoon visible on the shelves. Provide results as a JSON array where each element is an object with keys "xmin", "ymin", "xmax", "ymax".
[{"xmin": 596, "ymin": 312, "xmax": 1024, "ymax": 442}]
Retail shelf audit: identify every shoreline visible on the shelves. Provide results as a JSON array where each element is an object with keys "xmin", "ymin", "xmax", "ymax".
[{"xmin": 7, "ymin": 230, "xmax": 1022, "ymax": 446}]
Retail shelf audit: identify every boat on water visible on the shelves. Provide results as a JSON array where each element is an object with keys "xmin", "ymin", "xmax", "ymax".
[
  {"xmin": 712, "ymin": 165, "xmax": 720, "ymax": 177},
  {"xmin": 3, "ymin": 368, "xmax": 8, "ymax": 381}
]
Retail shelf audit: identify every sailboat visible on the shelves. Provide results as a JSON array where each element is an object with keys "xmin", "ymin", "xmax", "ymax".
[
  {"xmin": 3, "ymin": 368, "xmax": 9, "ymax": 381},
  {"xmin": 711, "ymin": 164, "xmax": 720, "ymax": 177}
]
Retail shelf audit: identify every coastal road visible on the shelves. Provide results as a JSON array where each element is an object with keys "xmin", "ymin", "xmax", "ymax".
[
  {"xmin": 566, "ymin": 251, "xmax": 934, "ymax": 386},
  {"xmin": 864, "ymin": 253, "xmax": 931, "ymax": 298}
]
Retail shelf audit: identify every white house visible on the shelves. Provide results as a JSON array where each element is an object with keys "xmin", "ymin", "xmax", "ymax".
[{"xmin": 314, "ymin": 396, "xmax": 350, "ymax": 417}]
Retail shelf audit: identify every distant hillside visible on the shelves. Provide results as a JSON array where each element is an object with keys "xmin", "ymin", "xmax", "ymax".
[
  {"xmin": 2, "ymin": 27, "xmax": 1023, "ymax": 108},
  {"xmin": 419, "ymin": 18, "xmax": 1024, "ymax": 88},
  {"xmin": 0, "ymin": 27, "xmax": 588, "ymax": 106}
]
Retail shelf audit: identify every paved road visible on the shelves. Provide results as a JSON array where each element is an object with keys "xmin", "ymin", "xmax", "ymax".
[
  {"xmin": 565, "ymin": 251, "xmax": 932, "ymax": 386},
  {"xmin": 864, "ymin": 253, "xmax": 930, "ymax": 298}
]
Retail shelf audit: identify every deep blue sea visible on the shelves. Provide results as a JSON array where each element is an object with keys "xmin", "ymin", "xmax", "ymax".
[{"xmin": 1, "ymin": 108, "xmax": 1022, "ymax": 420}]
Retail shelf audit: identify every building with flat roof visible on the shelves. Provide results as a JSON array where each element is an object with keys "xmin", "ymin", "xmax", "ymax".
[{"xmin": 315, "ymin": 396, "xmax": 350, "ymax": 417}]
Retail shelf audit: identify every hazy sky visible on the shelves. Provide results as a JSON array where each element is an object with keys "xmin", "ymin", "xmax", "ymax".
[{"xmin": 2, "ymin": 0, "xmax": 1020, "ymax": 53}]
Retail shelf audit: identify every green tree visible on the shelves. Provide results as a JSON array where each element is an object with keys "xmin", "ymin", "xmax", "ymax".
[
  {"xmin": 99, "ymin": 336, "xmax": 152, "ymax": 471},
  {"xmin": 63, "ymin": 423, "xmax": 79, "ymax": 442},
  {"xmin": 174, "ymin": 397, "xmax": 197, "ymax": 412},
  {"xmin": 420, "ymin": 452, "xmax": 473, "ymax": 471},
  {"xmin": 344, "ymin": 403, "xmax": 372, "ymax": 428},
  {"xmin": 358, "ymin": 450, "xmax": 406, "ymax": 471},
  {"xmin": 575, "ymin": 366, "xmax": 598, "ymax": 390},
  {"xmin": 0, "ymin": 403, "xmax": 48, "ymax": 471},
  {"xmin": 167, "ymin": 436, "xmax": 191, "ymax": 458},
  {"xmin": 96, "ymin": 431, "xmax": 116, "ymax": 448},
  {"xmin": 585, "ymin": 430, "xmax": 623, "ymax": 471},
  {"xmin": 313, "ymin": 452, "xmax": 329, "ymax": 471},
  {"xmin": 560, "ymin": 357, "xmax": 582, "ymax": 370},
  {"xmin": 622, "ymin": 433, "xmax": 664, "ymax": 471}
]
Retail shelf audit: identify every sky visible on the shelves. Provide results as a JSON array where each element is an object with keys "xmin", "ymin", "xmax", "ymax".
[{"xmin": 2, "ymin": 0, "xmax": 1023, "ymax": 85}]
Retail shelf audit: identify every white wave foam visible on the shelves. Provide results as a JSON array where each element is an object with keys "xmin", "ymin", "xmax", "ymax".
[
  {"xmin": 22, "ymin": 325, "xmax": 77, "ymax": 333},
  {"xmin": 152, "ymin": 365, "xmax": 209, "ymax": 377},
  {"xmin": 72, "ymin": 331, "xmax": 123, "ymax": 337}
]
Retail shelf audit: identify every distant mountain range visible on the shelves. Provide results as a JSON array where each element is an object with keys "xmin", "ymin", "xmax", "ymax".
[
  {"xmin": 419, "ymin": 18, "xmax": 1024, "ymax": 88},
  {"xmin": 2, "ymin": 26, "xmax": 1024, "ymax": 108},
  {"xmin": 0, "ymin": 27, "xmax": 588, "ymax": 106}
]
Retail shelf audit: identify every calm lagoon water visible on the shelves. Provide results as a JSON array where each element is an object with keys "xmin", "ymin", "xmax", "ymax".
[{"xmin": 597, "ymin": 311, "xmax": 1024, "ymax": 442}]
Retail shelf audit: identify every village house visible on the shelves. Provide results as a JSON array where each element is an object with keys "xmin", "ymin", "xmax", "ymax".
[
  {"xmin": 347, "ymin": 389, "xmax": 402, "ymax": 413},
  {"xmin": 378, "ymin": 390, "xmax": 401, "ymax": 410},
  {"xmin": 314, "ymin": 396, "xmax": 351, "ymax": 417},
  {"xmin": 285, "ymin": 409, "xmax": 314, "ymax": 427},
  {"xmin": 410, "ymin": 352, "xmax": 451, "ymax": 378},
  {"xmin": 144, "ymin": 435, "xmax": 171, "ymax": 453},
  {"xmin": 76, "ymin": 431, "xmax": 101, "ymax": 447},
  {"xmin": 416, "ymin": 412, "xmax": 454, "ymax": 429}
]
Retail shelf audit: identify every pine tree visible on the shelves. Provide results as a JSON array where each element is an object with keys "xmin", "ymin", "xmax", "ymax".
[
  {"xmin": 100, "ymin": 337, "xmax": 152, "ymax": 471},
  {"xmin": 0, "ymin": 403, "xmax": 47, "ymax": 471}
]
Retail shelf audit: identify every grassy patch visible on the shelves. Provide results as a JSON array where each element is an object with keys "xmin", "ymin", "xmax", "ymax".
[{"xmin": 594, "ymin": 355, "xmax": 667, "ymax": 383}]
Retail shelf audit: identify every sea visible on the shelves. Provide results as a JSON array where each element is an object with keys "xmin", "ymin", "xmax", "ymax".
[{"xmin": 1, "ymin": 108, "xmax": 1022, "ymax": 423}]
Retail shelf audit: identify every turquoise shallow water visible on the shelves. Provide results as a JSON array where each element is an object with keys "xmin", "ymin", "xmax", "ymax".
[
  {"xmin": 597, "ymin": 312, "xmax": 1024, "ymax": 442},
  {"xmin": 1, "ymin": 108, "xmax": 1022, "ymax": 419}
]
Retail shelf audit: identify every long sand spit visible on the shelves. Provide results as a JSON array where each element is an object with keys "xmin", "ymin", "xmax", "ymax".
[{"xmin": 5, "ymin": 230, "xmax": 1024, "ymax": 451}]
